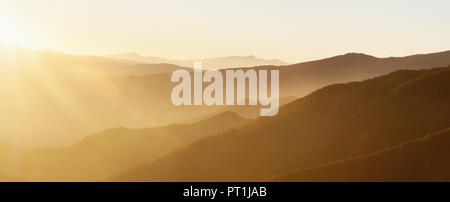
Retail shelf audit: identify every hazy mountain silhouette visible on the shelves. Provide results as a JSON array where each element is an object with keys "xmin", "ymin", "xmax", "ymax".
[
  {"xmin": 0, "ymin": 45, "xmax": 285, "ymax": 148},
  {"xmin": 179, "ymin": 96, "xmax": 297, "ymax": 123},
  {"xmin": 0, "ymin": 45, "xmax": 190, "ymax": 77},
  {"xmin": 107, "ymin": 52, "xmax": 289, "ymax": 69},
  {"xmin": 2, "ymin": 44, "xmax": 450, "ymax": 149},
  {"xmin": 0, "ymin": 45, "xmax": 210, "ymax": 147},
  {"xmin": 112, "ymin": 66, "xmax": 450, "ymax": 181},
  {"xmin": 272, "ymin": 50, "xmax": 450, "ymax": 97},
  {"xmin": 270, "ymin": 128, "xmax": 450, "ymax": 182},
  {"xmin": 13, "ymin": 111, "xmax": 250, "ymax": 181}
]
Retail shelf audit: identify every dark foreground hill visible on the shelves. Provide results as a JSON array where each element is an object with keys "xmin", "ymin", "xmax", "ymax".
[
  {"xmin": 270, "ymin": 128, "xmax": 450, "ymax": 182},
  {"xmin": 112, "ymin": 66, "xmax": 450, "ymax": 181}
]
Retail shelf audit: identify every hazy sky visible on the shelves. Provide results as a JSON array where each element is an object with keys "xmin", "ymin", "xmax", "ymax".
[{"xmin": 1, "ymin": 0, "xmax": 449, "ymax": 63}]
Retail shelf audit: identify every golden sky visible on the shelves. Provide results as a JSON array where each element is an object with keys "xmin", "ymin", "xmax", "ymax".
[{"xmin": 1, "ymin": 0, "xmax": 450, "ymax": 63}]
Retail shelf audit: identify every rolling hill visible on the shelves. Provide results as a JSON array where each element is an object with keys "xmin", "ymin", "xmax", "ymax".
[
  {"xmin": 270, "ymin": 128, "xmax": 450, "ymax": 182},
  {"xmin": 178, "ymin": 96, "xmax": 298, "ymax": 123},
  {"xmin": 112, "ymin": 66, "xmax": 450, "ymax": 181},
  {"xmin": 7, "ymin": 111, "xmax": 250, "ymax": 181}
]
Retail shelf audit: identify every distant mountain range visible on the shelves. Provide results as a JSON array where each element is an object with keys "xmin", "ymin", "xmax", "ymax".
[
  {"xmin": 2, "ymin": 43, "xmax": 450, "ymax": 181},
  {"xmin": 273, "ymin": 50, "xmax": 450, "ymax": 96},
  {"xmin": 0, "ymin": 45, "xmax": 190, "ymax": 77},
  {"xmin": 112, "ymin": 66, "xmax": 450, "ymax": 181},
  {"xmin": 107, "ymin": 52, "xmax": 289, "ymax": 69},
  {"xmin": 2, "ymin": 43, "xmax": 450, "ymax": 149}
]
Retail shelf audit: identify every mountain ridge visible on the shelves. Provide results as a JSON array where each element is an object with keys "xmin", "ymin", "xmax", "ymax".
[
  {"xmin": 11, "ymin": 111, "xmax": 251, "ymax": 181},
  {"xmin": 107, "ymin": 53, "xmax": 289, "ymax": 69},
  {"xmin": 268, "ymin": 127, "xmax": 450, "ymax": 182},
  {"xmin": 3, "ymin": 43, "xmax": 450, "ymax": 148},
  {"xmin": 111, "ymin": 66, "xmax": 450, "ymax": 181}
]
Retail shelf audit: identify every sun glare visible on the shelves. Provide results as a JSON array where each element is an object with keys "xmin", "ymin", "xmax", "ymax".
[{"xmin": 0, "ymin": 14, "xmax": 27, "ymax": 47}]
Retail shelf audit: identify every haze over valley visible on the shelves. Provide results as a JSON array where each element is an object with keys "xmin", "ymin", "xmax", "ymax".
[{"xmin": 1, "ymin": 42, "xmax": 450, "ymax": 181}]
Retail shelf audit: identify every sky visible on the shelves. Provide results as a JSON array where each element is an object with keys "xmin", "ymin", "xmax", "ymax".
[{"xmin": 0, "ymin": 0, "xmax": 449, "ymax": 63}]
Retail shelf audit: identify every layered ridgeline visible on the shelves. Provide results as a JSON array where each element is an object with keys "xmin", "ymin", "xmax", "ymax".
[
  {"xmin": 0, "ymin": 45, "xmax": 194, "ymax": 148},
  {"xmin": 107, "ymin": 53, "xmax": 289, "ymax": 70},
  {"xmin": 0, "ymin": 45, "xmax": 288, "ymax": 148},
  {"xmin": 112, "ymin": 66, "xmax": 450, "ymax": 181},
  {"xmin": 274, "ymin": 51, "xmax": 450, "ymax": 96},
  {"xmin": 0, "ymin": 111, "xmax": 250, "ymax": 181},
  {"xmin": 0, "ymin": 45, "xmax": 272, "ymax": 147},
  {"xmin": 0, "ymin": 45, "xmax": 191, "ymax": 77},
  {"xmin": 2, "ymin": 43, "xmax": 450, "ymax": 148}
]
